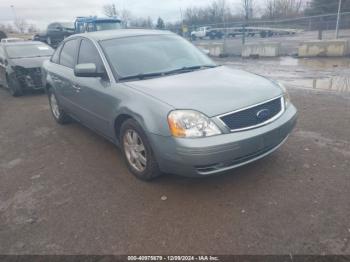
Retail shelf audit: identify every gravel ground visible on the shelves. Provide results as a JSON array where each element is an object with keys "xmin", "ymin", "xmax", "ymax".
[{"xmin": 0, "ymin": 57, "xmax": 349, "ymax": 255}]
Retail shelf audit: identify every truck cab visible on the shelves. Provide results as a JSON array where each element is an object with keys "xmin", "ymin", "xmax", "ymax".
[
  {"xmin": 191, "ymin": 27, "xmax": 211, "ymax": 40},
  {"xmin": 75, "ymin": 17, "xmax": 123, "ymax": 33}
]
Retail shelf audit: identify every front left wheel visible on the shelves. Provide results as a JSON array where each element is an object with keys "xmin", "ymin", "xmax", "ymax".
[
  {"xmin": 120, "ymin": 119, "xmax": 162, "ymax": 181},
  {"xmin": 6, "ymin": 75, "xmax": 22, "ymax": 97}
]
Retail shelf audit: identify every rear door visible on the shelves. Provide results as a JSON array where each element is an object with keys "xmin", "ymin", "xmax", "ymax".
[{"xmin": 52, "ymin": 38, "xmax": 80, "ymax": 117}]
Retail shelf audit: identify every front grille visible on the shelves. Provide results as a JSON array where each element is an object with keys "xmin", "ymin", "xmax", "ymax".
[{"xmin": 219, "ymin": 97, "xmax": 283, "ymax": 131}]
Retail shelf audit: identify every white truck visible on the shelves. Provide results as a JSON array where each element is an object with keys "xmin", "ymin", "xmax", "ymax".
[{"xmin": 191, "ymin": 26, "xmax": 224, "ymax": 41}]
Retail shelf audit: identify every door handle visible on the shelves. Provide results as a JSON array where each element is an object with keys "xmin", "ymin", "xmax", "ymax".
[{"xmin": 72, "ymin": 84, "xmax": 82, "ymax": 92}]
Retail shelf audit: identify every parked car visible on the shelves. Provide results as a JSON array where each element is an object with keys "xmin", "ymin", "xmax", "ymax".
[
  {"xmin": 0, "ymin": 41, "xmax": 54, "ymax": 96},
  {"xmin": 191, "ymin": 26, "xmax": 224, "ymax": 40},
  {"xmin": 33, "ymin": 22, "xmax": 75, "ymax": 48},
  {"xmin": 34, "ymin": 17, "xmax": 122, "ymax": 48},
  {"xmin": 43, "ymin": 29, "xmax": 297, "ymax": 181}
]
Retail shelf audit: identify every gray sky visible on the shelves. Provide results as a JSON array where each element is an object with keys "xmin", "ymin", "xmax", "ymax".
[{"xmin": 0, "ymin": 0, "xmax": 264, "ymax": 29}]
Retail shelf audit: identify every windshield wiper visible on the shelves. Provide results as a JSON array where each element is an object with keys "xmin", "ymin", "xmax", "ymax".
[
  {"xmin": 163, "ymin": 65, "xmax": 218, "ymax": 75},
  {"xmin": 119, "ymin": 72, "xmax": 165, "ymax": 81},
  {"xmin": 118, "ymin": 65, "xmax": 218, "ymax": 81}
]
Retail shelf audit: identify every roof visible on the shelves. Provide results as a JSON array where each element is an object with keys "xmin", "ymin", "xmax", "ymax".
[{"xmin": 76, "ymin": 29, "xmax": 173, "ymax": 41}]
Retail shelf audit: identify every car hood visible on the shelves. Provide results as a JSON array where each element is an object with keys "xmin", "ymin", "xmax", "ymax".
[
  {"xmin": 10, "ymin": 56, "xmax": 51, "ymax": 69},
  {"xmin": 126, "ymin": 66, "xmax": 282, "ymax": 117}
]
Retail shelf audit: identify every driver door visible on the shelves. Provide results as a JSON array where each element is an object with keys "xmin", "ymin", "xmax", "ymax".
[{"xmin": 72, "ymin": 38, "xmax": 115, "ymax": 138}]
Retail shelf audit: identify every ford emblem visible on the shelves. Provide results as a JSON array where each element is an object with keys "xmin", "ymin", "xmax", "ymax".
[{"xmin": 256, "ymin": 109, "xmax": 270, "ymax": 120}]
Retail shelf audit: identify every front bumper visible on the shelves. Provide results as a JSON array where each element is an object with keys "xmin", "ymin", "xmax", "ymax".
[
  {"xmin": 149, "ymin": 104, "xmax": 297, "ymax": 177},
  {"xmin": 13, "ymin": 68, "xmax": 44, "ymax": 90}
]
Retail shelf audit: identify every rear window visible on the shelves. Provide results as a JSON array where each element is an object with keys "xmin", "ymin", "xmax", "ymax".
[{"xmin": 5, "ymin": 44, "xmax": 54, "ymax": 59}]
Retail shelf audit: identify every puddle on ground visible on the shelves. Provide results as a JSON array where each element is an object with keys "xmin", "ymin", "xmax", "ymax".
[
  {"xmin": 297, "ymin": 58, "xmax": 350, "ymax": 69},
  {"xmin": 246, "ymin": 57, "xmax": 350, "ymax": 68},
  {"xmin": 222, "ymin": 56, "xmax": 350, "ymax": 93},
  {"xmin": 284, "ymin": 76, "xmax": 350, "ymax": 93}
]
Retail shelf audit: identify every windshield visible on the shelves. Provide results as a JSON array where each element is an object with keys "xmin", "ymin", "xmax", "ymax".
[
  {"xmin": 96, "ymin": 22, "xmax": 122, "ymax": 31},
  {"xmin": 6, "ymin": 44, "xmax": 54, "ymax": 59},
  {"xmin": 61, "ymin": 22, "xmax": 75, "ymax": 29},
  {"xmin": 100, "ymin": 34, "xmax": 216, "ymax": 79}
]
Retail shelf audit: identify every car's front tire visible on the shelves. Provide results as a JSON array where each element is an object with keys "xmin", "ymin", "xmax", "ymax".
[
  {"xmin": 48, "ymin": 88, "xmax": 71, "ymax": 124},
  {"xmin": 120, "ymin": 119, "xmax": 162, "ymax": 181},
  {"xmin": 6, "ymin": 75, "xmax": 23, "ymax": 97}
]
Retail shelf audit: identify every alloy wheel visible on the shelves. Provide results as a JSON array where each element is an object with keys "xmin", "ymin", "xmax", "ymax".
[
  {"xmin": 123, "ymin": 129, "xmax": 147, "ymax": 172},
  {"xmin": 50, "ymin": 93, "xmax": 60, "ymax": 119}
]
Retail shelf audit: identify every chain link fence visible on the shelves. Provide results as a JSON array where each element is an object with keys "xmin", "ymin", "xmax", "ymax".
[{"xmin": 170, "ymin": 13, "xmax": 350, "ymax": 56}]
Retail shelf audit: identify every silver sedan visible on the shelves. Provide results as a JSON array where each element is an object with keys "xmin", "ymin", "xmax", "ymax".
[{"xmin": 43, "ymin": 29, "xmax": 297, "ymax": 180}]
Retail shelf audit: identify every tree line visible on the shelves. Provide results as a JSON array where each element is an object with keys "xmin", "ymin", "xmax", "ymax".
[
  {"xmin": 1, "ymin": 0, "xmax": 349, "ymax": 34},
  {"xmin": 103, "ymin": 0, "xmax": 350, "ymax": 29}
]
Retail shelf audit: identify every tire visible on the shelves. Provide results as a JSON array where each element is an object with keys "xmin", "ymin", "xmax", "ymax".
[
  {"xmin": 6, "ymin": 75, "xmax": 22, "ymax": 97},
  {"xmin": 120, "ymin": 119, "xmax": 162, "ymax": 181},
  {"xmin": 47, "ymin": 88, "xmax": 71, "ymax": 124}
]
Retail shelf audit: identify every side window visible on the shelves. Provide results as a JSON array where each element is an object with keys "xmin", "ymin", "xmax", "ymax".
[
  {"xmin": 59, "ymin": 39, "xmax": 79, "ymax": 68},
  {"xmin": 0, "ymin": 47, "xmax": 4, "ymax": 64},
  {"xmin": 87, "ymin": 23, "xmax": 95, "ymax": 32},
  {"xmin": 77, "ymin": 23, "xmax": 85, "ymax": 33},
  {"xmin": 78, "ymin": 39, "xmax": 105, "ymax": 74},
  {"xmin": 51, "ymin": 44, "xmax": 62, "ymax": 64}
]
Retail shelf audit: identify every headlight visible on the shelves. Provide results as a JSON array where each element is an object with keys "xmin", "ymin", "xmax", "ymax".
[
  {"xmin": 168, "ymin": 110, "xmax": 222, "ymax": 138},
  {"xmin": 277, "ymin": 82, "xmax": 290, "ymax": 108}
]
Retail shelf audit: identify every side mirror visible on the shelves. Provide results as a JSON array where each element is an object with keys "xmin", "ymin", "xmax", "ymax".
[{"xmin": 74, "ymin": 63, "xmax": 103, "ymax": 77}]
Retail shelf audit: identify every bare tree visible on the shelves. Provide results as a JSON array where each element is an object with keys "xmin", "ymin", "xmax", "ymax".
[
  {"xmin": 120, "ymin": 8, "xmax": 132, "ymax": 26},
  {"xmin": 242, "ymin": 0, "xmax": 254, "ymax": 20},
  {"xmin": 27, "ymin": 24, "xmax": 38, "ymax": 33},
  {"xmin": 103, "ymin": 3, "xmax": 118, "ymax": 18},
  {"xmin": 183, "ymin": 0, "xmax": 239, "ymax": 26},
  {"xmin": 14, "ymin": 18, "xmax": 28, "ymax": 33},
  {"xmin": 129, "ymin": 16, "xmax": 153, "ymax": 28},
  {"xmin": 263, "ymin": 0, "xmax": 305, "ymax": 19}
]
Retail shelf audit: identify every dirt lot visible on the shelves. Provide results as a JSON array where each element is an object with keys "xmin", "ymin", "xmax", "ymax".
[{"xmin": 0, "ymin": 57, "xmax": 350, "ymax": 255}]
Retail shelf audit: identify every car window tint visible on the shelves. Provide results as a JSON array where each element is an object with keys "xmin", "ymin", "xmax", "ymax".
[
  {"xmin": 0, "ymin": 47, "xmax": 4, "ymax": 64},
  {"xmin": 78, "ymin": 39, "xmax": 105, "ymax": 73},
  {"xmin": 0, "ymin": 46, "xmax": 4, "ymax": 60},
  {"xmin": 59, "ymin": 39, "xmax": 79, "ymax": 68}
]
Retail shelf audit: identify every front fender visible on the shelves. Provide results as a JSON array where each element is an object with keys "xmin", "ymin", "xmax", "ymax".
[{"xmin": 112, "ymin": 84, "xmax": 174, "ymax": 138}]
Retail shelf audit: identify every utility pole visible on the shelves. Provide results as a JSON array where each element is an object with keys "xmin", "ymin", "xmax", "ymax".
[
  {"xmin": 335, "ymin": 0, "xmax": 342, "ymax": 39},
  {"xmin": 179, "ymin": 7, "xmax": 184, "ymax": 37},
  {"xmin": 10, "ymin": 5, "xmax": 17, "ymax": 21}
]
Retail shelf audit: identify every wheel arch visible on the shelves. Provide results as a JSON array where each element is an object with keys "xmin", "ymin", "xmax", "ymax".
[{"xmin": 114, "ymin": 114, "xmax": 134, "ymax": 141}]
